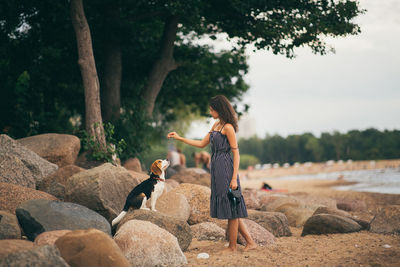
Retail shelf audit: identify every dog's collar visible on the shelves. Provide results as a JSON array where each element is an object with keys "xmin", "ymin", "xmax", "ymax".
[{"xmin": 150, "ymin": 172, "xmax": 165, "ymax": 182}]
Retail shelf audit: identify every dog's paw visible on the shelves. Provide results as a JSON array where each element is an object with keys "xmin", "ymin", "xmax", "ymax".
[
  {"xmin": 141, "ymin": 207, "xmax": 150, "ymax": 210},
  {"xmin": 151, "ymin": 209, "xmax": 158, "ymax": 212}
]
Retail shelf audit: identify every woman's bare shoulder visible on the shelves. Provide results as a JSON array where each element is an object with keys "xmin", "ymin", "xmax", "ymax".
[{"xmin": 223, "ymin": 123, "xmax": 234, "ymax": 131}]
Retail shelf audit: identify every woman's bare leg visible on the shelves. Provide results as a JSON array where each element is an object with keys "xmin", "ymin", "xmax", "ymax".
[
  {"xmin": 222, "ymin": 218, "xmax": 239, "ymax": 252},
  {"xmin": 238, "ymin": 219, "xmax": 258, "ymax": 251}
]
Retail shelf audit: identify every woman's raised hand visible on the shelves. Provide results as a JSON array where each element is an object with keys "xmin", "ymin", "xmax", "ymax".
[{"xmin": 167, "ymin": 132, "xmax": 181, "ymax": 140}]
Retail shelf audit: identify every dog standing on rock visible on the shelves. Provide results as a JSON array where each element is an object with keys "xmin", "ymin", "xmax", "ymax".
[{"xmin": 112, "ymin": 159, "xmax": 170, "ymax": 226}]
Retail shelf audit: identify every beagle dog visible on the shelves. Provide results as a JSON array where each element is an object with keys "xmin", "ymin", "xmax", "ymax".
[{"xmin": 112, "ymin": 159, "xmax": 170, "ymax": 226}]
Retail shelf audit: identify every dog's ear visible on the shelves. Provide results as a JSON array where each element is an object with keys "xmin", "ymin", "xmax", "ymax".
[{"xmin": 151, "ymin": 160, "xmax": 162, "ymax": 176}]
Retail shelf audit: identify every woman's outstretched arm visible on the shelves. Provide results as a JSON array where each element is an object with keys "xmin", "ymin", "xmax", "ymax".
[
  {"xmin": 167, "ymin": 132, "xmax": 210, "ymax": 148},
  {"xmin": 167, "ymin": 122, "xmax": 217, "ymax": 148}
]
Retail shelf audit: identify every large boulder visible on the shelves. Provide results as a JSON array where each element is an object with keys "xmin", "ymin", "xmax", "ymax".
[
  {"xmin": 18, "ymin": 133, "xmax": 80, "ymax": 168},
  {"xmin": 260, "ymin": 195, "xmax": 300, "ymax": 212},
  {"xmin": 65, "ymin": 163, "xmax": 146, "ymax": 221},
  {"xmin": 229, "ymin": 219, "xmax": 275, "ymax": 246},
  {"xmin": 301, "ymin": 214, "xmax": 362, "ymax": 236},
  {"xmin": 370, "ymin": 205, "xmax": 400, "ymax": 234},
  {"xmin": 116, "ymin": 209, "xmax": 192, "ymax": 252},
  {"xmin": 34, "ymin": 230, "xmax": 71, "ymax": 246},
  {"xmin": 247, "ymin": 210, "xmax": 292, "ymax": 237},
  {"xmin": 336, "ymin": 198, "xmax": 367, "ymax": 212},
  {"xmin": 0, "ymin": 211, "xmax": 21, "ymax": 239},
  {"xmin": 0, "ymin": 182, "xmax": 57, "ymax": 214},
  {"xmin": 164, "ymin": 179, "xmax": 180, "ymax": 193},
  {"xmin": 257, "ymin": 192, "xmax": 290, "ymax": 206},
  {"xmin": 190, "ymin": 222, "xmax": 225, "ymax": 241},
  {"xmin": 55, "ymin": 228, "xmax": 130, "ymax": 267},
  {"xmin": 154, "ymin": 191, "xmax": 191, "ymax": 222},
  {"xmin": 313, "ymin": 206, "xmax": 370, "ymax": 230},
  {"xmin": 123, "ymin": 158, "xmax": 142, "ymax": 172},
  {"xmin": 171, "ymin": 183, "xmax": 211, "ymax": 225},
  {"xmin": 0, "ymin": 244, "xmax": 69, "ymax": 267},
  {"xmin": 170, "ymin": 168, "xmax": 211, "ymax": 187},
  {"xmin": 275, "ymin": 203, "xmax": 315, "ymax": 227},
  {"xmin": 37, "ymin": 164, "xmax": 84, "ymax": 200},
  {"xmin": 287, "ymin": 192, "xmax": 337, "ymax": 210},
  {"xmin": 114, "ymin": 220, "xmax": 187, "ymax": 267},
  {"xmin": 0, "ymin": 134, "xmax": 58, "ymax": 188},
  {"xmin": 242, "ymin": 189, "xmax": 261, "ymax": 210},
  {"xmin": 0, "ymin": 240, "xmax": 35, "ymax": 258},
  {"xmin": 16, "ymin": 199, "xmax": 111, "ymax": 241}
]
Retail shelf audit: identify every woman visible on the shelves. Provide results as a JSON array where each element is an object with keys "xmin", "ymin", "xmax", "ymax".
[{"xmin": 167, "ymin": 95, "xmax": 257, "ymax": 253}]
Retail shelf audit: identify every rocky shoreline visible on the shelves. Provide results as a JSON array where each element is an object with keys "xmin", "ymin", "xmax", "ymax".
[{"xmin": 1, "ymin": 133, "xmax": 399, "ymax": 266}]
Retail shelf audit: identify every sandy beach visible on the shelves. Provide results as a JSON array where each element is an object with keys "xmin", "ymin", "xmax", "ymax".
[{"xmin": 184, "ymin": 160, "xmax": 400, "ymax": 267}]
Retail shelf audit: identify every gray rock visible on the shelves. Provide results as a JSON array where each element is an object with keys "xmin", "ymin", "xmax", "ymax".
[
  {"xmin": 336, "ymin": 198, "xmax": 367, "ymax": 212},
  {"xmin": 16, "ymin": 199, "xmax": 111, "ymax": 241},
  {"xmin": 116, "ymin": 209, "xmax": 192, "ymax": 252},
  {"xmin": 0, "ymin": 245, "xmax": 69, "ymax": 267},
  {"xmin": 370, "ymin": 205, "xmax": 400, "ymax": 234},
  {"xmin": 114, "ymin": 220, "xmax": 187, "ymax": 267},
  {"xmin": 0, "ymin": 134, "xmax": 58, "ymax": 188},
  {"xmin": 275, "ymin": 203, "xmax": 315, "ymax": 227},
  {"xmin": 155, "ymin": 191, "xmax": 191, "ymax": 222},
  {"xmin": 37, "ymin": 165, "xmax": 84, "ymax": 201},
  {"xmin": 171, "ymin": 183, "xmax": 212, "ymax": 225},
  {"xmin": 0, "ymin": 182, "xmax": 57, "ymax": 214},
  {"xmin": 191, "ymin": 222, "xmax": 225, "ymax": 241},
  {"xmin": 170, "ymin": 168, "xmax": 211, "ymax": 187},
  {"xmin": 242, "ymin": 189, "xmax": 261, "ymax": 210},
  {"xmin": 122, "ymin": 158, "xmax": 142, "ymax": 172},
  {"xmin": 313, "ymin": 206, "xmax": 370, "ymax": 230},
  {"xmin": 65, "ymin": 163, "xmax": 143, "ymax": 222},
  {"xmin": 301, "ymin": 214, "xmax": 362, "ymax": 236},
  {"xmin": 226, "ymin": 219, "xmax": 275, "ymax": 246},
  {"xmin": 18, "ymin": 133, "xmax": 80, "ymax": 168},
  {"xmin": 0, "ymin": 239, "xmax": 35, "ymax": 258},
  {"xmin": 0, "ymin": 211, "xmax": 21, "ymax": 240},
  {"xmin": 247, "ymin": 209, "xmax": 292, "ymax": 237}
]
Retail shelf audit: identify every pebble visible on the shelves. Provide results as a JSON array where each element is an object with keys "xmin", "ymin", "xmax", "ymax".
[
  {"xmin": 383, "ymin": 244, "xmax": 391, "ymax": 248},
  {"xmin": 197, "ymin": 253, "xmax": 210, "ymax": 259}
]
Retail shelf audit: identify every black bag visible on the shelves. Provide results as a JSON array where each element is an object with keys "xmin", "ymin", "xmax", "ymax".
[{"xmin": 227, "ymin": 188, "xmax": 242, "ymax": 216}]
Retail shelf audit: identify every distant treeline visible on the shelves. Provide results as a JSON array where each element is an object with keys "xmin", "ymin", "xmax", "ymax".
[{"xmin": 238, "ymin": 128, "xmax": 400, "ymax": 165}]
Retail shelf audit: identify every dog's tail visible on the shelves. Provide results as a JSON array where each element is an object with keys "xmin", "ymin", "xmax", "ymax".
[{"xmin": 111, "ymin": 211, "xmax": 127, "ymax": 226}]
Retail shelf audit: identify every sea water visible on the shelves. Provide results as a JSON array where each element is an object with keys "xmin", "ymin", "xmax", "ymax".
[{"xmin": 269, "ymin": 168, "xmax": 400, "ymax": 194}]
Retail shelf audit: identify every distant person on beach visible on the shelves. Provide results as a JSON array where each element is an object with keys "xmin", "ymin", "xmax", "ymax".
[
  {"xmin": 167, "ymin": 146, "xmax": 180, "ymax": 167},
  {"xmin": 177, "ymin": 148, "xmax": 186, "ymax": 167},
  {"xmin": 167, "ymin": 95, "xmax": 257, "ymax": 253},
  {"xmin": 192, "ymin": 151, "xmax": 211, "ymax": 173}
]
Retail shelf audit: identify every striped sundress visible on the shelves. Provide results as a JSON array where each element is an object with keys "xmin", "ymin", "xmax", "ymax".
[{"xmin": 209, "ymin": 125, "xmax": 248, "ymax": 219}]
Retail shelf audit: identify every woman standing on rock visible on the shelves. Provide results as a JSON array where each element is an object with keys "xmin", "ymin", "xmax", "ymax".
[{"xmin": 167, "ymin": 95, "xmax": 257, "ymax": 253}]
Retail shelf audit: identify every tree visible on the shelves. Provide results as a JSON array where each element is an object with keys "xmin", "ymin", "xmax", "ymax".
[
  {"xmin": 70, "ymin": 0, "xmax": 106, "ymax": 147},
  {"xmin": 95, "ymin": 0, "xmax": 364, "ymax": 118}
]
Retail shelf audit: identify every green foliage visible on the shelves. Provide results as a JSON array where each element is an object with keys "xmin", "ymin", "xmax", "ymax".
[
  {"xmin": 239, "ymin": 128, "xmax": 400, "ymax": 164},
  {"xmin": 80, "ymin": 122, "xmax": 127, "ymax": 163},
  {"xmin": 239, "ymin": 154, "xmax": 260, "ymax": 170},
  {"xmin": 0, "ymin": 0, "xmax": 364, "ymax": 158}
]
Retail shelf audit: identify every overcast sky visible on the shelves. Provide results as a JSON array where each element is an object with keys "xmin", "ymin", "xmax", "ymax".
[{"xmin": 186, "ymin": 0, "xmax": 400, "ymax": 139}]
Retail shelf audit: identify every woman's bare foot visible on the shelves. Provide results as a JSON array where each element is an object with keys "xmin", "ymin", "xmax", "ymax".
[
  {"xmin": 243, "ymin": 242, "xmax": 258, "ymax": 252},
  {"xmin": 221, "ymin": 247, "xmax": 237, "ymax": 254}
]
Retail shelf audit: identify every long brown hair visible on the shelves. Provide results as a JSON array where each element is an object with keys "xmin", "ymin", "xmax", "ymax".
[{"xmin": 209, "ymin": 95, "xmax": 238, "ymax": 132}]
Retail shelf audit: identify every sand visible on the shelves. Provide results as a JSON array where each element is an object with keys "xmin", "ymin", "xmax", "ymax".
[{"xmin": 184, "ymin": 161, "xmax": 400, "ymax": 267}]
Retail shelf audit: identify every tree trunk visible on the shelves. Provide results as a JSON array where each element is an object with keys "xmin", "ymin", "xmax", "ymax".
[
  {"xmin": 101, "ymin": 3, "xmax": 122, "ymax": 124},
  {"xmin": 101, "ymin": 41, "xmax": 122, "ymax": 123},
  {"xmin": 142, "ymin": 15, "xmax": 180, "ymax": 117},
  {"xmin": 70, "ymin": 0, "xmax": 106, "ymax": 147}
]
